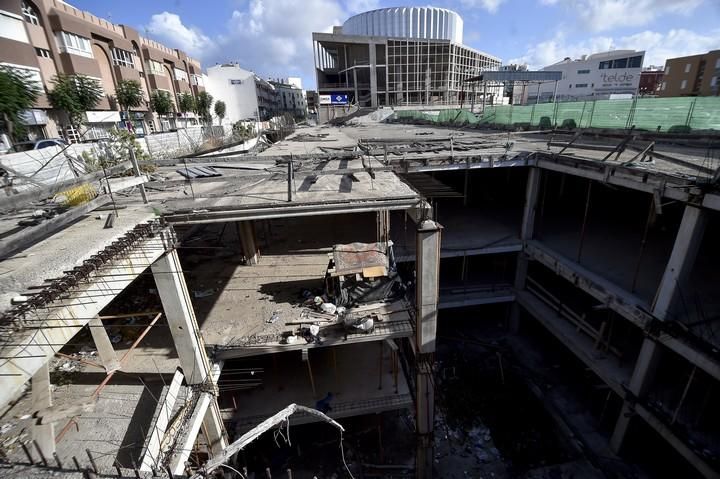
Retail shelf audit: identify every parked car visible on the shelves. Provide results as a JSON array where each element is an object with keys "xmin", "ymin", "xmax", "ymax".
[{"xmin": 10, "ymin": 138, "xmax": 68, "ymax": 153}]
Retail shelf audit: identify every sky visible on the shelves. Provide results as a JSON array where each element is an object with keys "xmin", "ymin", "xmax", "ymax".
[{"xmin": 69, "ymin": 0, "xmax": 720, "ymax": 89}]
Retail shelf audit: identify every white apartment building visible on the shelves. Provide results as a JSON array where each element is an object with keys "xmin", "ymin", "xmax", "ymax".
[
  {"xmin": 203, "ymin": 64, "xmax": 279, "ymax": 124},
  {"xmin": 520, "ymin": 50, "xmax": 645, "ymax": 104}
]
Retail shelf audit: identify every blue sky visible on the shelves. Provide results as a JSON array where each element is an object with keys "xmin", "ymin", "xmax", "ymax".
[{"xmin": 70, "ymin": 0, "xmax": 720, "ymax": 89}]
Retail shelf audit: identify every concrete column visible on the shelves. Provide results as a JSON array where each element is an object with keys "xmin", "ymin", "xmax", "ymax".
[
  {"xmin": 89, "ymin": 316, "xmax": 120, "ymax": 373},
  {"xmin": 377, "ymin": 209, "xmax": 390, "ymax": 243},
  {"xmin": 415, "ymin": 220, "xmax": 441, "ymax": 479},
  {"xmin": 31, "ymin": 363, "xmax": 55, "ymax": 459},
  {"xmin": 151, "ymin": 250, "xmax": 227, "ymax": 455},
  {"xmin": 611, "ymin": 205, "xmax": 707, "ymax": 453},
  {"xmin": 510, "ymin": 167, "xmax": 542, "ymax": 332},
  {"xmin": 369, "ymin": 43, "xmax": 378, "ymax": 108},
  {"xmin": 237, "ymin": 221, "xmax": 258, "ymax": 265},
  {"xmin": 141, "ymin": 368, "xmax": 184, "ymax": 471}
]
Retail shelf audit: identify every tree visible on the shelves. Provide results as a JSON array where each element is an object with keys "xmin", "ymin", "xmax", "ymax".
[
  {"xmin": 177, "ymin": 92, "xmax": 195, "ymax": 128},
  {"xmin": 115, "ymin": 79, "xmax": 144, "ymax": 127},
  {"xmin": 149, "ymin": 90, "xmax": 173, "ymax": 131},
  {"xmin": 47, "ymin": 74, "xmax": 103, "ymax": 137},
  {"xmin": 195, "ymin": 91, "xmax": 213, "ymax": 126},
  {"xmin": 214, "ymin": 100, "xmax": 226, "ymax": 126},
  {"xmin": 0, "ymin": 67, "xmax": 41, "ymax": 141}
]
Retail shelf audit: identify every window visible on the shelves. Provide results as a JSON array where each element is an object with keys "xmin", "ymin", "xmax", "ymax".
[
  {"xmin": 661, "ymin": 81, "xmax": 666, "ymax": 91},
  {"xmin": 192, "ymin": 74, "xmax": 204, "ymax": 86},
  {"xmin": 577, "ymin": 69, "xmax": 590, "ymax": 74},
  {"xmin": 684, "ymin": 63, "xmax": 692, "ymax": 73},
  {"xmin": 628, "ymin": 56, "xmax": 642, "ymax": 68},
  {"xmin": 35, "ymin": 47, "xmax": 51, "ymax": 58},
  {"xmin": 599, "ymin": 61, "xmax": 611, "ymax": 70},
  {"xmin": 21, "ymin": 1, "xmax": 39, "ymax": 25},
  {"xmin": 612, "ymin": 58, "xmax": 628, "ymax": 69},
  {"xmin": 146, "ymin": 59, "xmax": 165, "ymax": 76},
  {"xmin": 1, "ymin": 62, "xmax": 42, "ymax": 88},
  {"xmin": 56, "ymin": 31, "xmax": 92, "ymax": 58},
  {"xmin": 665, "ymin": 65, "xmax": 671, "ymax": 75},
  {"xmin": 575, "ymin": 83, "xmax": 588, "ymax": 88},
  {"xmin": 174, "ymin": 67, "xmax": 188, "ymax": 82},
  {"xmin": 715, "ymin": 58, "xmax": 720, "ymax": 70},
  {"xmin": 0, "ymin": 10, "xmax": 30, "ymax": 43},
  {"xmin": 681, "ymin": 79, "xmax": 687, "ymax": 90},
  {"xmin": 712, "ymin": 76, "xmax": 717, "ymax": 87},
  {"xmin": 230, "ymin": 79, "xmax": 242, "ymax": 85},
  {"xmin": 112, "ymin": 48, "xmax": 134, "ymax": 68}
]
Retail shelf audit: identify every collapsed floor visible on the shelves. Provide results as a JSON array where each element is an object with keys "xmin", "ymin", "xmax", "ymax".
[{"xmin": 0, "ymin": 121, "xmax": 719, "ymax": 478}]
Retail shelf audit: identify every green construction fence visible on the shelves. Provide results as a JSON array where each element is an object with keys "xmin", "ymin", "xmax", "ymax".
[{"xmin": 390, "ymin": 97, "xmax": 720, "ymax": 132}]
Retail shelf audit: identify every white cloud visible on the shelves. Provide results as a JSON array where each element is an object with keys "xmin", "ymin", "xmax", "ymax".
[
  {"xmin": 460, "ymin": 0, "xmax": 506, "ymax": 14},
  {"xmin": 145, "ymin": 12, "xmax": 216, "ymax": 58},
  {"xmin": 509, "ymin": 28, "xmax": 720, "ymax": 69},
  {"xmin": 346, "ymin": 0, "xmax": 380, "ymax": 15},
  {"xmin": 541, "ymin": 0, "xmax": 705, "ymax": 32},
  {"xmin": 144, "ymin": 0, "xmax": 346, "ymax": 85}
]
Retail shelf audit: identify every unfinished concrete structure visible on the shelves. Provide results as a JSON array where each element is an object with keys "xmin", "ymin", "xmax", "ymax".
[{"xmin": 0, "ymin": 115, "xmax": 719, "ymax": 478}]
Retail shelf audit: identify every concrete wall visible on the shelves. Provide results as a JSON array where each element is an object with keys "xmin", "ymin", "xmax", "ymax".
[{"xmin": 204, "ymin": 65, "xmax": 261, "ymax": 125}]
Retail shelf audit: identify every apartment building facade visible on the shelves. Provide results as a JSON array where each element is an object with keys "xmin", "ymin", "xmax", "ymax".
[
  {"xmin": 0, "ymin": 0, "xmax": 205, "ymax": 142},
  {"xmin": 659, "ymin": 50, "xmax": 720, "ymax": 97},
  {"xmin": 269, "ymin": 79, "xmax": 307, "ymax": 119},
  {"xmin": 203, "ymin": 63, "xmax": 281, "ymax": 124}
]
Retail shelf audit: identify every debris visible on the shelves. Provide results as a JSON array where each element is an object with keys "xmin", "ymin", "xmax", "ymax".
[
  {"xmin": 177, "ymin": 166, "xmax": 222, "ymax": 179},
  {"xmin": 267, "ymin": 311, "xmax": 281, "ymax": 324},
  {"xmin": 0, "ymin": 423, "xmax": 12, "ymax": 434},
  {"xmin": 320, "ymin": 303, "xmax": 337, "ymax": 314},
  {"xmin": 193, "ymin": 288, "xmax": 216, "ymax": 298},
  {"xmin": 11, "ymin": 296, "xmax": 28, "ymax": 305}
]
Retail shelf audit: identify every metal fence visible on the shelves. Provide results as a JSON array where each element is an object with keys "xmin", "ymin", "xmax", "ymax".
[{"xmin": 391, "ymin": 96, "xmax": 720, "ymax": 132}]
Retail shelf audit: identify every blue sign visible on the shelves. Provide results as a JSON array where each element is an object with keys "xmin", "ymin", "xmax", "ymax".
[{"xmin": 330, "ymin": 94, "xmax": 349, "ymax": 105}]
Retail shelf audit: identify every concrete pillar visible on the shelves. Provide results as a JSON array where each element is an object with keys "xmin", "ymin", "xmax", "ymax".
[
  {"xmin": 377, "ymin": 209, "xmax": 390, "ymax": 244},
  {"xmin": 415, "ymin": 220, "xmax": 441, "ymax": 479},
  {"xmin": 611, "ymin": 205, "xmax": 707, "ymax": 453},
  {"xmin": 151, "ymin": 250, "xmax": 227, "ymax": 455},
  {"xmin": 510, "ymin": 167, "xmax": 542, "ymax": 332},
  {"xmin": 237, "ymin": 221, "xmax": 258, "ymax": 265},
  {"xmin": 31, "ymin": 363, "xmax": 55, "ymax": 459},
  {"xmin": 89, "ymin": 316, "xmax": 120, "ymax": 373},
  {"xmin": 141, "ymin": 368, "xmax": 184, "ymax": 471},
  {"xmin": 369, "ymin": 43, "xmax": 378, "ymax": 108}
]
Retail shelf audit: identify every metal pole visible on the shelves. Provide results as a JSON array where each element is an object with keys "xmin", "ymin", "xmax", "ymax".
[
  {"xmin": 287, "ymin": 156, "xmax": 293, "ymax": 202},
  {"xmin": 576, "ymin": 179, "xmax": 593, "ymax": 262},
  {"xmin": 128, "ymin": 146, "xmax": 148, "ymax": 204}
]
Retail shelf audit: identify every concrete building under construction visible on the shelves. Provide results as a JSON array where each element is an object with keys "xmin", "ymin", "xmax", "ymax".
[
  {"xmin": 0, "ymin": 107, "xmax": 720, "ymax": 479},
  {"xmin": 312, "ymin": 7, "xmax": 501, "ymax": 121}
]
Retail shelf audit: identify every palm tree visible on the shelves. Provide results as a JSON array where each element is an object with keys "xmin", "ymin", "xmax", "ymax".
[{"xmin": 214, "ymin": 100, "xmax": 226, "ymax": 126}]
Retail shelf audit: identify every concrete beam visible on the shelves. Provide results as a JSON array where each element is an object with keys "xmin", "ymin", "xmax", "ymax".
[
  {"xmin": 140, "ymin": 368, "xmax": 184, "ymax": 471},
  {"xmin": 170, "ymin": 391, "xmax": 214, "ymax": 476},
  {"xmin": 652, "ymin": 205, "xmax": 707, "ymax": 321},
  {"xmin": 511, "ymin": 167, "xmax": 542, "ymax": 331},
  {"xmin": 536, "ymin": 157, "xmax": 691, "ymax": 203},
  {"xmin": 0, "ymin": 230, "xmax": 169, "ymax": 409},
  {"xmin": 31, "ymin": 363, "xmax": 55, "ymax": 459},
  {"xmin": 416, "ymin": 220, "xmax": 442, "ymax": 354},
  {"xmin": 237, "ymin": 221, "xmax": 258, "ymax": 265},
  {"xmin": 151, "ymin": 248, "xmax": 227, "ymax": 456},
  {"xmin": 518, "ymin": 291, "xmax": 719, "ymax": 479},
  {"xmin": 88, "ymin": 316, "xmax": 120, "ymax": 373},
  {"xmin": 525, "ymin": 240, "xmax": 720, "ymax": 382},
  {"xmin": 415, "ymin": 219, "xmax": 441, "ymax": 479},
  {"xmin": 612, "ymin": 205, "xmax": 708, "ymax": 454}
]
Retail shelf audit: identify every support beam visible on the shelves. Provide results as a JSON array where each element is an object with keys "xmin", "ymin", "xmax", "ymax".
[
  {"xmin": 152, "ymin": 249, "xmax": 227, "ymax": 457},
  {"xmin": 415, "ymin": 220, "xmax": 441, "ymax": 479},
  {"xmin": 31, "ymin": 363, "xmax": 55, "ymax": 459},
  {"xmin": 140, "ymin": 368, "xmax": 184, "ymax": 471},
  {"xmin": 170, "ymin": 391, "xmax": 215, "ymax": 476},
  {"xmin": 88, "ymin": 316, "xmax": 120, "ymax": 373},
  {"xmin": 377, "ymin": 209, "xmax": 390, "ymax": 243},
  {"xmin": 612, "ymin": 205, "xmax": 708, "ymax": 455},
  {"xmin": 0, "ymin": 225, "xmax": 168, "ymax": 409},
  {"xmin": 510, "ymin": 167, "xmax": 542, "ymax": 331},
  {"xmin": 237, "ymin": 221, "xmax": 259, "ymax": 265}
]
